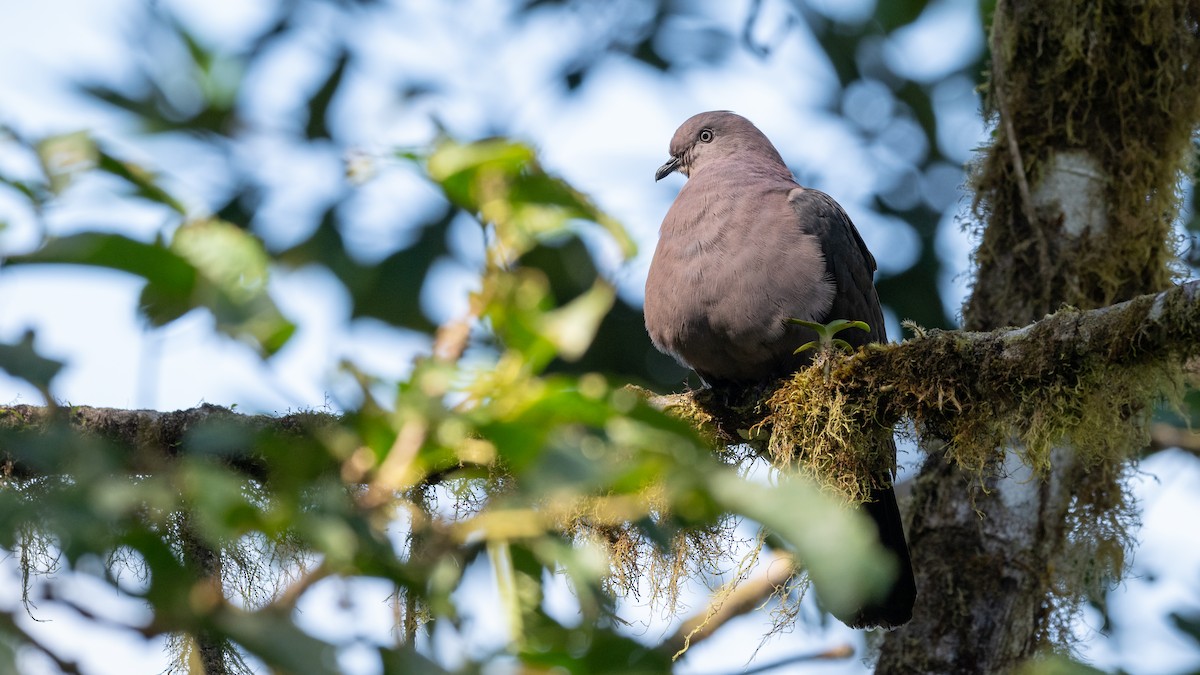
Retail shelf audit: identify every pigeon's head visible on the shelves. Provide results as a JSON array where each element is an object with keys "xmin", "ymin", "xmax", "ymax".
[{"xmin": 655, "ymin": 111, "xmax": 787, "ymax": 181}]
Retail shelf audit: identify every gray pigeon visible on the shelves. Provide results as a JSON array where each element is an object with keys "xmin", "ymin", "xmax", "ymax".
[{"xmin": 644, "ymin": 110, "xmax": 915, "ymax": 628}]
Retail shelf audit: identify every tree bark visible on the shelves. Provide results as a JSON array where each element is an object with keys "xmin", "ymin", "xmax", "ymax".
[{"xmin": 877, "ymin": 0, "xmax": 1200, "ymax": 671}]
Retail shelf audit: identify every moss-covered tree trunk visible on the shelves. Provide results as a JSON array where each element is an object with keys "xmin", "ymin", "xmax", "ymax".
[{"xmin": 877, "ymin": 1, "xmax": 1200, "ymax": 671}]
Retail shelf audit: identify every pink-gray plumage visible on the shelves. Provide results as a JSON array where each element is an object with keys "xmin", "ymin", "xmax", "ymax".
[{"xmin": 644, "ymin": 111, "xmax": 915, "ymax": 628}]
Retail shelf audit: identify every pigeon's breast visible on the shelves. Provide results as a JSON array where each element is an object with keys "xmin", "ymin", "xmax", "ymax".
[{"xmin": 644, "ymin": 171, "xmax": 835, "ymax": 384}]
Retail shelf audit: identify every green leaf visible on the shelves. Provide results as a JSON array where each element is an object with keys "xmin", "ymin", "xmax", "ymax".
[
  {"xmin": 876, "ymin": 0, "xmax": 929, "ymax": 31},
  {"xmin": 827, "ymin": 319, "xmax": 871, "ymax": 333},
  {"xmin": 171, "ymin": 219, "xmax": 269, "ymax": 304},
  {"xmin": 0, "ymin": 174, "xmax": 47, "ymax": 205},
  {"xmin": 378, "ymin": 645, "xmax": 450, "ymax": 675},
  {"xmin": 0, "ymin": 331, "xmax": 63, "ymax": 395},
  {"xmin": 79, "ymin": 30, "xmax": 240, "ymax": 138},
  {"xmin": 426, "ymin": 138, "xmax": 536, "ymax": 191},
  {"xmin": 540, "ymin": 281, "xmax": 616, "ymax": 362},
  {"xmin": 794, "ymin": 340, "xmax": 819, "ymax": 354},
  {"xmin": 280, "ymin": 206, "xmax": 448, "ymax": 333},
  {"xmin": 1016, "ymin": 654, "xmax": 1108, "ymax": 675},
  {"xmin": 425, "ymin": 138, "xmax": 636, "ymax": 259},
  {"xmin": 213, "ymin": 608, "xmax": 341, "ymax": 675},
  {"xmin": 10, "ymin": 224, "xmax": 294, "ymax": 354},
  {"xmin": 787, "ymin": 318, "xmax": 870, "ymax": 355},
  {"xmin": 0, "ymin": 625, "xmax": 16, "ymax": 675},
  {"xmin": 80, "ymin": 82, "xmax": 181, "ymax": 135},
  {"xmin": 95, "ymin": 150, "xmax": 187, "ymax": 213},
  {"xmin": 519, "ymin": 622, "xmax": 672, "ymax": 674},
  {"xmin": 707, "ymin": 471, "xmax": 896, "ymax": 622},
  {"xmin": 35, "ymin": 130, "xmax": 98, "ymax": 194},
  {"xmin": 9, "ymin": 232, "xmax": 199, "ymax": 323},
  {"xmin": 169, "ymin": 218, "xmax": 296, "ymax": 354}
]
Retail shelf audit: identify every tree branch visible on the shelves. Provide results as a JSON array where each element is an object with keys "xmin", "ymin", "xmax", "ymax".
[
  {"xmin": 2, "ymin": 282, "xmax": 1195, "ymax": 482},
  {"xmin": 646, "ymin": 280, "xmax": 1199, "ymax": 449},
  {"xmin": 1147, "ymin": 422, "xmax": 1200, "ymax": 457},
  {"xmin": 0, "ymin": 283, "xmax": 1195, "ymax": 671},
  {"xmin": 664, "ymin": 550, "xmax": 796, "ymax": 657}
]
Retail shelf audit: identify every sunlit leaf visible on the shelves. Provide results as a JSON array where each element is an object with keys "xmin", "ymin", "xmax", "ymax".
[
  {"xmin": 541, "ymin": 281, "xmax": 615, "ymax": 361},
  {"xmin": 95, "ymin": 150, "xmax": 187, "ymax": 213},
  {"xmin": 426, "ymin": 138, "xmax": 535, "ymax": 193},
  {"xmin": 425, "ymin": 138, "xmax": 635, "ymax": 260},
  {"xmin": 9, "ymin": 225, "xmax": 294, "ymax": 354},
  {"xmin": 35, "ymin": 130, "xmax": 98, "ymax": 194},
  {"xmin": 171, "ymin": 218, "xmax": 268, "ymax": 305},
  {"xmin": 1016, "ymin": 654, "xmax": 1108, "ymax": 675},
  {"xmin": 170, "ymin": 218, "xmax": 296, "ymax": 354}
]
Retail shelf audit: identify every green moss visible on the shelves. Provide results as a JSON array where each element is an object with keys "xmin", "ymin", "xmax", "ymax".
[
  {"xmin": 760, "ymin": 352, "xmax": 894, "ymax": 505},
  {"xmin": 854, "ymin": 313, "xmax": 1176, "ymax": 650},
  {"xmin": 968, "ymin": 0, "xmax": 1200, "ymax": 329}
]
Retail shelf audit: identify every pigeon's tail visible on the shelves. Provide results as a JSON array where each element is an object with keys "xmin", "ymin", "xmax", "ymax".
[{"xmin": 848, "ymin": 481, "xmax": 917, "ymax": 629}]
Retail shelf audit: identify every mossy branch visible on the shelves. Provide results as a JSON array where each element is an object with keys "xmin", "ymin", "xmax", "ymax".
[
  {"xmin": 0, "ymin": 404, "xmax": 337, "ymax": 481},
  {"xmin": 2, "ymin": 282, "xmax": 1194, "ymax": 486},
  {"xmin": 644, "ymin": 280, "xmax": 1199, "ymax": 486},
  {"xmin": 2, "ymin": 282, "xmax": 1194, "ymax": 500}
]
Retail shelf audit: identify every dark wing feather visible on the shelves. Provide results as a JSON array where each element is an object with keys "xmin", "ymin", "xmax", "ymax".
[
  {"xmin": 788, "ymin": 187, "xmax": 886, "ymax": 346},
  {"xmin": 790, "ymin": 187, "xmax": 916, "ymax": 629}
]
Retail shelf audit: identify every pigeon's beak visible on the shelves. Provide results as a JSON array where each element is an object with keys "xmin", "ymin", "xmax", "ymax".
[{"xmin": 655, "ymin": 155, "xmax": 681, "ymax": 181}]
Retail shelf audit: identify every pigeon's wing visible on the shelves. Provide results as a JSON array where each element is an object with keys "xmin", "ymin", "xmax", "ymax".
[
  {"xmin": 788, "ymin": 187, "xmax": 887, "ymax": 345},
  {"xmin": 788, "ymin": 188, "xmax": 914, "ymax": 629}
]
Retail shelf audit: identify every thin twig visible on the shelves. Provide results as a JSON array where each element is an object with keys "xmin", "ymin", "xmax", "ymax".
[
  {"xmin": 729, "ymin": 644, "xmax": 855, "ymax": 675},
  {"xmin": 1146, "ymin": 422, "xmax": 1200, "ymax": 456},
  {"xmin": 432, "ymin": 315, "xmax": 473, "ymax": 364},
  {"xmin": 0, "ymin": 611, "xmax": 84, "ymax": 674},
  {"xmin": 665, "ymin": 550, "xmax": 796, "ymax": 657},
  {"xmin": 271, "ymin": 562, "xmax": 333, "ymax": 611}
]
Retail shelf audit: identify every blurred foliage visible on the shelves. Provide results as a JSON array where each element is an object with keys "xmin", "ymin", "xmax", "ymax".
[
  {"xmin": 0, "ymin": 0, "xmax": 990, "ymax": 390},
  {"xmin": 2, "ymin": 0, "xmax": 1194, "ymax": 672}
]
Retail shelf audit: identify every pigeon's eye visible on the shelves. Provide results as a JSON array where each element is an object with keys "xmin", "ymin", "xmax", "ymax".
[{"xmin": 698, "ymin": 129, "xmax": 714, "ymax": 143}]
